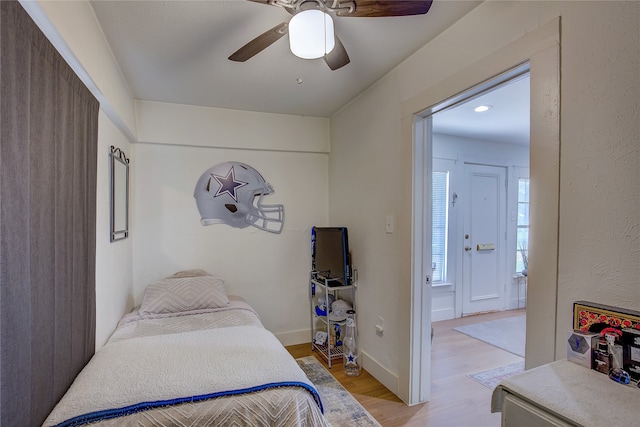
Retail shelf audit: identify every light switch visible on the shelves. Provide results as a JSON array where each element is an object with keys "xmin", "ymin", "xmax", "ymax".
[
  {"xmin": 376, "ymin": 316, "xmax": 384, "ymax": 335},
  {"xmin": 386, "ymin": 215, "xmax": 394, "ymax": 233}
]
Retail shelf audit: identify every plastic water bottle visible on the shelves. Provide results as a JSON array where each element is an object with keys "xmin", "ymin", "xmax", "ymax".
[{"xmin": 343, "ymin": 309, "xmax": 361, "ymax": 376}]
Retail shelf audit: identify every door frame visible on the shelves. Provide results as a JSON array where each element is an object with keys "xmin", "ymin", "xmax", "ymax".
[
  {"xmin": 405, "ymin": 17, "xmax": 560, "ymax": 405},
  {"xmin": 411, "ymin": 65, "xmax": 529, "ymax": 404}
]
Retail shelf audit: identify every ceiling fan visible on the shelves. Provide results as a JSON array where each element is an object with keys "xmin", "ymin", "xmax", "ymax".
[{"xmin": 228, "ymin": 0, "xmax": 433, "ymax": 71}]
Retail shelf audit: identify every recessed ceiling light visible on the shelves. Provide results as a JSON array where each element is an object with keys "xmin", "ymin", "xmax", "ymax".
[{"xmin": 474, "ymin": 105, "xmax": 493, "ymax": 113}]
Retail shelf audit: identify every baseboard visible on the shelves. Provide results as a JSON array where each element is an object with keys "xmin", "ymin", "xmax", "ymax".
[
  {"xmin": 278, "ymin": 329, "xmax": 400, "ymax": 396},
  {"xmin": 275, "ymin": 328, "xmax": 311, "ymax": 347},
  {"xmin": 361, "ymin": 350, "xmax": 399, "ymax": 397},
  {"xmin": 432, "ymin": 308, "xmax": 454, "ymax": 322}
]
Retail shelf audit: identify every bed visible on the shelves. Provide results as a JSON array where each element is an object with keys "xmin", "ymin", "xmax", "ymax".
[{"xmin": 43, "ymin": 270, "xmax": 328, "ymax": 427}]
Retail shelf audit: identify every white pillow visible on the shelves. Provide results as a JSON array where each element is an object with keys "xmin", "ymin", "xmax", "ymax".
[
  {"xmin": 140, "ymin": 275, "xmax": 229, "ymax": 314},
  {"xmin": 164, "ymin": 269, "xmax": 212, "ymax": 279}
]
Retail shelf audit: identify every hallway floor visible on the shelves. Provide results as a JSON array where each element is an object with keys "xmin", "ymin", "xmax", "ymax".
[{"xmin": 288, "ymin": 308, "xmax": 526, "ymax": 427}]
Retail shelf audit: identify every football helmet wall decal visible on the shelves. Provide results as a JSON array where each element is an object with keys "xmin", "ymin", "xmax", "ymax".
[{"xmin": 194, "ymin": 162, "xmax": 284, "ymax": 234}]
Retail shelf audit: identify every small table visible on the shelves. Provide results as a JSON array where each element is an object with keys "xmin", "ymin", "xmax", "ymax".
[
  {"xmin": 492, "ymin": 360, "xmax": 640, "ymax": 426},
  {"xmin": 514, "ymin": 274, "xmax": 527, "ymax": 308}
]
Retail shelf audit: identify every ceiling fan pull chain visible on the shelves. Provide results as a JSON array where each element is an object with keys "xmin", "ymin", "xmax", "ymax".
[{"xmin": 296, "ymin": 59, "xmax": 304, "ymax": 85}]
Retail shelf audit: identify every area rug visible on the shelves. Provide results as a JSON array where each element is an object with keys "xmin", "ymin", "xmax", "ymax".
[
  {"xmin": 453, "ymin": 315, "xmax": 526, "ymax": 357},
  {"xmin": 468, "ymin": 361, "xmax": 524, "ymax": 389},
  {"xmin": 297, "ymin": 356, "xmax": 382, "ymax": 427}
]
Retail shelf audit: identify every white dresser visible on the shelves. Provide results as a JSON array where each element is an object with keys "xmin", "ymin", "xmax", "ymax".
[{"xmin": 491, "ymin": 360, "xmax": 639, "ymax": 426}]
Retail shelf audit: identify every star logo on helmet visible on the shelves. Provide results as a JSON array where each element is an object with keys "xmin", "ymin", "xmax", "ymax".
[{"xmin": 210, "ymin": 166, "xmax": 248, "ymax": 202}]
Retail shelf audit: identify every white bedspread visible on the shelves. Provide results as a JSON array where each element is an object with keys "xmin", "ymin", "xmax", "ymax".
[{"xmin": 43, "ymin": 315, "xmax": 322, "ymax": 426}]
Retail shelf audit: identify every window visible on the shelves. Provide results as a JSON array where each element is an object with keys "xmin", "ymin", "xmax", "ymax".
[
  {"xmin": 432, "ymin": 171, "xmax": 449, "ymax": 283},
  {"xmin": 516, "ymin": 178, "xmax": 530, "ymax": 273}
]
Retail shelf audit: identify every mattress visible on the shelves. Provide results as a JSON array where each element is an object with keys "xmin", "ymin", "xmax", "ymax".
[{"xmin": 43, "ymin": 297, "xmax": 327, "ymax": 427}]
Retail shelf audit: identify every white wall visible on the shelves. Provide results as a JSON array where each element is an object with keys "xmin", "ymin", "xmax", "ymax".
[
  {"xmin": 330, "ymin": 0, "xmax": 640, "ymax": 402},
  {"xmin": 433, "ymin": 134, "xmax": 530, "ymax": 167},
  {"xmin": 95, "ymin": 111, "xmax": 134, "ymax": 348},
  {"xmin": 132, "ymin": 101, "xmax": 330, "ymax": 344},
  {"xmin": 136, "ymin": 101, "xmax": 329, "ymax": 152},
  {"xmin": 553, "ymin": 1, "xmax": 640, "ymax": 353}
]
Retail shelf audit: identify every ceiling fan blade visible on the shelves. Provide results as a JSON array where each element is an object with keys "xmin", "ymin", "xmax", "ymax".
[
  {"xmin": 228, "ymin": 22, "xmax": 288, "ymax": 62},
  {"xmin": 324, "ymin": 35, "xmax": 350, "ymax": 70},
  {"xmin": 346, "ymin": 1, "xmax": 433, "ymax": 17}
]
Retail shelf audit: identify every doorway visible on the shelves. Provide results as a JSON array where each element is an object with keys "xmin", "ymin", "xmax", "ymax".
[
  {"xmin": 410, "ymin": 62, "xmax": 539, "ymax": 404},
  {"xmin": 427, "ymin": 70, "xmax": 530, "ymax": 323},
  {"xmin": 406, "ymin": 19, "xmax": 560, "ymax": 406}
]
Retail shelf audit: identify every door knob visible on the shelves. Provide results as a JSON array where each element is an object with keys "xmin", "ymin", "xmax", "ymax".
[{"xmin": 465, "ymin": 246, "xmax": 472, "ymax": 252}]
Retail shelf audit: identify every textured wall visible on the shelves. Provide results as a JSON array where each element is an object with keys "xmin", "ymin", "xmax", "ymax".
[
  {"xmin": 329, "ymin": 0, "xmax": 640, "ymax": 401},
  {"xmin": 555, "ymin": 1, "xmax": 640, "ymax": 355}
]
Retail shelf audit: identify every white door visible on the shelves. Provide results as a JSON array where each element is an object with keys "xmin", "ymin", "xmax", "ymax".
[{"xmin": 462, "ymin": 163, "xmax": 507, "ymax": 315}]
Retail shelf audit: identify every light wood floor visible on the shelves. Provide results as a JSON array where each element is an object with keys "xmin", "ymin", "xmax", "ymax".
[{"xmin": 287, "ymin": 309, "xmax": 525, "ymax": 427}]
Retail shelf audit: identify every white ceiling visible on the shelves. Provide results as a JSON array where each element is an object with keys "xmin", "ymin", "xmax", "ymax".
[
  {"xmin": 433, "ymin": 74, "xmax": 530, "ymax": 145},
  {"xmin": 89, "ymin": 0, "xmax": 528, "ymax": 145}
]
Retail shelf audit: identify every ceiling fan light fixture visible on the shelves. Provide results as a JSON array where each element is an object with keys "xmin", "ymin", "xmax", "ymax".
[{"xmin": 289, "ymin": 9, "xmax": 335, "ymax": 59}]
